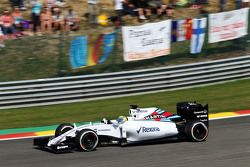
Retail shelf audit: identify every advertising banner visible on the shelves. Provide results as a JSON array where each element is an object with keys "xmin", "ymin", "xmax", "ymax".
[
  {"xmin": 209, "ymin": 8, "xmax": 249, "ymax": 43},
  {"xmin": 122, "ymin": 20, "xmax": 171, "ymax": 62}
]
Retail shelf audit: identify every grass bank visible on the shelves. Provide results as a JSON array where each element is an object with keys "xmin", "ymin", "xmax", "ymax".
[{"xmin": 0, "ymin": 79, "xmax": 249, "ymax": 130}]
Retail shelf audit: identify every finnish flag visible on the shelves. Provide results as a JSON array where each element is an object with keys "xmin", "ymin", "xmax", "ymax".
[{"xmin": 190, "ymin": 18, "xmax": 207, "ymax": 54}]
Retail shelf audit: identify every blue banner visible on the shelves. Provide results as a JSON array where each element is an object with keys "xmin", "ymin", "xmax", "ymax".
[
  {"xmin": 99, "ymin": 33, "xmax": 116, "ymax": 64},
  {"xmin": 70, "ymin": 36, "xmax": 88, "ymax": 69}
]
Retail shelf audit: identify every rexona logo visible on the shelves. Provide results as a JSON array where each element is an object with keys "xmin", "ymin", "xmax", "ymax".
[{"xmin": 136, "ymin": 127, "xmax": 160, "ymax": 134}]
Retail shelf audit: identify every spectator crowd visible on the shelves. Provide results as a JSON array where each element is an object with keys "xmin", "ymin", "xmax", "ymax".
[
  {"xmin": 0, "ymin": 0, "xmax": 249, "ymax": 48},
  {"xmin": 113, "ymin": 0, "xmax": 175, "ymax": 22},
  {"xmin": 0, "ymin": 0, "xmax": 80, "ymax": 47}
]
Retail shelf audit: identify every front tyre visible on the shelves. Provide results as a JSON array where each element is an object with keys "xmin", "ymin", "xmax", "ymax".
[
  {"xmin": 185, "ymin": 121, "xmax": 208, "ymax": 142},
  {"xmin": 76, "ymin": 129, "xmax": 99, "ymax": 152},
  {"xmin": 55, "ymin": 123, "xmax": 74, "ymax": 137}
]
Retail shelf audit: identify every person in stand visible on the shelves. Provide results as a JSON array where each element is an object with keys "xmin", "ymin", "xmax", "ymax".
[
  {"xmin": 114, "ymin": 0, "xmax": 124, "ymax": 16},
  {"xmin": 65, "ymin": 7, "xmax": 80, "ymax": 32},
  {"xmin": 31, "ymin": 0, "xmax": 42, "ymax": 33},
  {"xmin": 88, "ymin": 0, "xmax": 99, "ymax": 24},
  {"xmin": 154, "ymin": 0, "xmax": 165, "ymax": 17},
  {"xmin": 242, "ymin": 0, "xmax": 249, "ymax": 8},
  {"xmin": 112, "ymin": 0, "xmax": 135, "ymax": 26},
  {"xmin": 43, "ymin": 0, "xmax": 57, "ymax": 10},
  {"xmin": 120, "ymin": 0, "xmax": 150, "ymax": 21},
  {"xmin": 55, "ymin": 0, "xmax": 66, "ymax": 7},
  {"xmin": 10, "ymin": 0, "xmax": 27, "ymax": 10},
  {"xmin": 219, "ymin": 0, "xmax": 227, "ymax": 12},
  {"xmin": 147, "ymin": 0, "xmax": 172, "ymax": 18},
  {"xmin": 122, "ymin": 0, "xmax": 137, "ymax": 17},
  {"xmin": 52, "ymin": 7, "xmax": 65, "ymax": 33},
  {"xmin": 12, "ymin": 6, "xmax": 23, "ymax": 29},
  {"xmin": 0, "ymin": 10, "xmax": 15, "ymax": 39},
  {"xmin": 165, "ymin": 4, "xmax": 174, "ymax": 18},
  {"xmin": 235, "ymin": 0, "xmax": 241, "ymax": 9},
  {"xmin": 131, "ymin": 0, "xmax": 152, "ymax": 20},
  {"xmin": 40, "ymin": 7, "xmax": 52, "ymax": 34}
]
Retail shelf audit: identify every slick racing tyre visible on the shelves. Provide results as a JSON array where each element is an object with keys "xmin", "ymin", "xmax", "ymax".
[
  {"xmin": 76, "ymin": 129, "xmax": 99, "ymax": 152},
  {"xmin": 55, "ymin": 123, "xmax": 74, "ymax": 137},
  {"xmin": 185, "ymin": 121, "xmax": 208, "ymax": 142}
]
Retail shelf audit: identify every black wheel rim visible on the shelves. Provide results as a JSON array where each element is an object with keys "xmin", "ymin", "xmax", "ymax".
[
  {"xmin": 193, "ymin": 124, "xmax": 207, "ymax": 140},
  {"xmin": 82, "ymin": 133, "xmax": 97, "ymax": 150}
]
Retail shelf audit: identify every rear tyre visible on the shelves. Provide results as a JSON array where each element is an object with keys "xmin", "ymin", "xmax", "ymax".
[
  {"xmin": 185, "ymin": 121, "xmax": 208, "ymax": 142},
  {"xmin": 76, "ymin": 129, "xmax": 99, "ymax": 152},
  {"xmin": 55, "ymin": 123, "xmax": 74, "ymax": 137}
]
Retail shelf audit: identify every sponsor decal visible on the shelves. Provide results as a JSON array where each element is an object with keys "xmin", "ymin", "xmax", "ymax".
[
  {"xmin": 196, "ymin": 115, "xmax": 208, "ymax": 118},
  {"xmin": 57, "ymin": 145, "xmax": 69, "ymax": 150},
  {"xmin": 136, "ymin": 127, "xmax": 160, "ymax": 134},
  {"xmin": 136, "ymin": 127, "xmax": 142, "ymax": 134},
  {"xmin": 200, "ymin": 119, "xmax": 208, "ymax": 122},
  {"xmin": 98, "ymin": 129, "xmax": 111, "ymax": 132},
  {"xmin": 144, "ymin": 115, "xmax": 165, "ymax": 120},
  {"xmin": 193, "ymin": 110, "xmax": 208, "ymax": 114},
  {"xmin": 188, "ymin": 102, "xmax": 197, "ymax": 105},
  {"xmin": 131, "ymin": 109, "xmax": 148, "ymax": 114}
]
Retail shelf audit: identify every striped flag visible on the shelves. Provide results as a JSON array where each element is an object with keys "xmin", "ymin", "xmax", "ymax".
[
  {"xmin": 99, "ymin": 32, "xmax": 116, "ymax": 64},
  {"xmin": 177, "ymin": 19, "xmax": 186, "ymax": 42},
  {"xmin": 190, "ymin": 18, "xmax": 207, "ymax": 54},
  {"xmin": 172, "ymin": 19, "xmax": 191, "ymax": 42},
  {"xmin": 92, "ymin": 34, "xmax": 104, "ymax": 65},
  {"xmin": 70, "ymin": 32, "xmax": 116, "ymax": 69},
  {"xmin": 185, "ymin": 18, "xmax": 192, "ymax": 40},
  {"xmin": 70, "ymin": 36, "xmax": 88, "ymax": 69},
  {"xmin": 88, "ymin": 35, "xmax": 101, "ymax": 66}
]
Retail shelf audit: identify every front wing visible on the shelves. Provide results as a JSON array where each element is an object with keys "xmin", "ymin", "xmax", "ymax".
[{"xmin": 33, "ymin": 137, "xmax": 74, "ymax": 153}]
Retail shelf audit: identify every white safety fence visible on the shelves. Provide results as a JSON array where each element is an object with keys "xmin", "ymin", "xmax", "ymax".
[{"xmin": 0, "ymin": 55, "xmax": 249, "ymax": 109}]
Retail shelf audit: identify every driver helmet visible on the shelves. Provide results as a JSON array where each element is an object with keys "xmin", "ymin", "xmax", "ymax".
[{"xmin": 117, "ymin": 116, "xmax": 127, "ymax": 124}]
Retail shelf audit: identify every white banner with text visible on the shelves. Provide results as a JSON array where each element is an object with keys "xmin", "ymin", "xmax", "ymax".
[
  {"xmin": 122, "ymin": 20, "xmax": 171, "ymax": 62},
  {"xmin": 208, "ymin": 8, "xmax": 249, "ymax": 43}
]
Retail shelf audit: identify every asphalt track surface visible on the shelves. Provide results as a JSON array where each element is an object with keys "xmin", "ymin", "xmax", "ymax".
[{"xmin": 0, "ymin": 116, "xmax": 249, "ymax": 167}]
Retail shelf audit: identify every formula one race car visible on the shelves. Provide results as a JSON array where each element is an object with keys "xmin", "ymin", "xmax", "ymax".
[{"xmin": 34, "ymin": 102, "xmax": 209, "ymax": 153}]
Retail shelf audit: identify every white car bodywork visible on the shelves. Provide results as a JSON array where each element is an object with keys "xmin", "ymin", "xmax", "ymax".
[
  {"xmin": 48, "ymin": 107, "xmax": 179, "ymax": 147},
  {"xmin": 34, "ymin": 102, "xmax": 209, "ymax": 152},
  {"xmin": 48, "ymin": 119, "xmax": 179, "ymax": 147}
]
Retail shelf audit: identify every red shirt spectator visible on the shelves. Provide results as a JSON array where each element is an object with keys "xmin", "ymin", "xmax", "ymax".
[
  {"xmin": 0, "ymin": 10, "xmax": 15, "ymax": 38},
  {"xmin": 1, "ymin": 11, "xmax": 14, "ymax": 27}
]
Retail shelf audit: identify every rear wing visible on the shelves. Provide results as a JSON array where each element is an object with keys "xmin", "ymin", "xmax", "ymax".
[{"xmin": 176, "ymin": 102, "xmax": 209, "ymax": 126}]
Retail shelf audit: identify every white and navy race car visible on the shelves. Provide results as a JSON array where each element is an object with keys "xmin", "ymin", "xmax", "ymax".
[{"xmin": 34, "ymin": 102, "xmax": 209, "ymax": 153}]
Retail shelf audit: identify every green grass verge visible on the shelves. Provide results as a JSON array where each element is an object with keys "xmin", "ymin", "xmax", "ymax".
[{"xmin": 0, "ymin": 79, "xmax": 249, "ymax": 130}]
